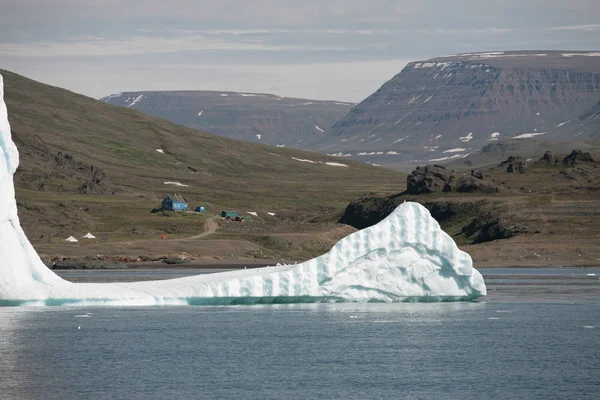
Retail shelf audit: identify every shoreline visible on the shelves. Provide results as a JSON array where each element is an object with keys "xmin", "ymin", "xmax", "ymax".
[{"xmin": 60, "ymin": 259, "xmax": 600, "ymax": 271}]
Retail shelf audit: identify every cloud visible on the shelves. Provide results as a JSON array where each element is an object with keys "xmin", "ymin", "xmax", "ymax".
[
  {"xmin": 549, "ymin": 24, "xmax": 600, "ymax": 31},
  {"xmin": 1, "ymin": 0, "xmax": 598, "ymax": 102},
  {"xmin": 1, "ymin": 57, "xmax": 411, "ymax": 102},
  {"xmin": 0, "ymin": 34, "xmax": 373, "ymax": 57}
]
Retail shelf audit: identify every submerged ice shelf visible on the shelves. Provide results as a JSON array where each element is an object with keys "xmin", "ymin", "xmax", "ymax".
[{"xmin": 0, "ymin": 74, "xmax": 486, "ymax": 306}]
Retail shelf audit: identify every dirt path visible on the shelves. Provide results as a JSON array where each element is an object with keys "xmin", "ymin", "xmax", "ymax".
[{"xmin": 180, "ymin": 217, "xmax": 220, "ymax": 240}]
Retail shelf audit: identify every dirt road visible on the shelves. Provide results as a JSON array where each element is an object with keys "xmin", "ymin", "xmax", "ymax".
[{"xmin": 180, "ymin": 217, "xmax": 220, "ymax": 240}]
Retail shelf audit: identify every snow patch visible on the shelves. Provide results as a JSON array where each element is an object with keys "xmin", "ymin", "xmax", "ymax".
[
  {"xmin": 460, "ymin": 133, "xmax": 473, "ymax": 142},
  {"xmin": 394, "ymin": 136, "xmax": 410, "ymax": 143},
  {"xmin": 325, "ymin": 162, "xmax": 348, "ymax": 167},
  {"xmin": 127, "ymin": 95, "xmax": 145, "ymax": 108},
  {"xmin": 163, "ymin": 181, "xmax": 189, "ymax": 187},
  {"xmin": 562, "ymin": 52, "xmax": 600, "ymax": 57},
  {"xmin": 443, "ymin": 148, "xmax": 466, "ymax": 153},
  {"xmin": 197, "ymin": 110, "xmax": 203, "ymax": 116},
  {"xmin": 513, "ymin": 132, "xmax": 546, "ymax": 139},
  {"xmin": 428, "ymin": 154, "xmax": 464, "ymax": 162},
  {"xmin": 156, "ymin": 149, "xmax": 165, "ymax": 154},
  {"xmin": 247, "ymin": 212, "xmax": 258, "ymax": 217},
  {"xmin": 315, "ymin": 125, "xmax": 324, "ymax": 133},
  {"xmin": 292, "ymin": 157, "xmax": 317, "ymax": 164},
  {"xmin": 101, "ymin": 92, "xmax": 123, "ymax": 102},
  {"xmin": 556, "ymin": 120, "xmax": 571, "ymax": 127}
]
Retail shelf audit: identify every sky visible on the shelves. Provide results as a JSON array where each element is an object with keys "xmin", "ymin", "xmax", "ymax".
[{"xmin": 1, "ymin": 0, "xmax": 599, "ymax": 102}]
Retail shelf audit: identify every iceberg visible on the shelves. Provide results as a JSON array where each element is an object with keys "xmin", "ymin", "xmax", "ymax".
[{"xmin": 0, "ymin": 74, "xmax": 486, "ymax": 306}]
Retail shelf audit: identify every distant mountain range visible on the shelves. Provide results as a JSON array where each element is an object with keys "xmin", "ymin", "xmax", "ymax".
[
  {"xmin": 101, "ymin": 90, "xmax": 353, "ymax": 148},
  {"xmin": 102, "ymin": 51, "xmax": 600, "ymax": 170}
]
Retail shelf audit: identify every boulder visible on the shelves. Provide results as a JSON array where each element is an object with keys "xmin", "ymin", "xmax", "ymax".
[
  {"xmin": 500, "ymin": 156, "xmax": 527, "ymax": 174},
  {"xmin": 538, "ymin": 150, "xmax": 560, "ymax": 165},
  {"xmin": 563, "ymin": 150, "xmax": 595, "ymax": 166},
  {"xmin": 406, "ymin": 165, "xmax": 456, "ymax": 194},
  {"xmin": 456, "ymin": 177, "xmax": 501, "ymax": 193}
]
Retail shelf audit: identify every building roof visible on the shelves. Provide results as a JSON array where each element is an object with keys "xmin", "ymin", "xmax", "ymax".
[{"xmin": 164, "ymin": 194, "xmax": 187, "ymax": 203}]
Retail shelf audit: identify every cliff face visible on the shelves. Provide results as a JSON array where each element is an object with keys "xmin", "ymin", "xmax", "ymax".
[
  {"xmin": 101, "ymin": 91, "xmax": 353, "ymax": 147},
  {"xmin": 317, "ymin": 51, "xmax": 600, "ymax": 166}
]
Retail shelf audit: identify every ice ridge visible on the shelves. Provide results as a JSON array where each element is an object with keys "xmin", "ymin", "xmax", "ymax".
[{"xmin": 0, "ymin": 74, "xmax": 486, "ymax": 306}]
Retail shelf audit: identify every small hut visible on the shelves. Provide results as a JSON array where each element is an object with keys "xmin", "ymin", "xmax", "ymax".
[{"xmin": 162, "ymin": 194, "xmax": 188, "ymax": 211}]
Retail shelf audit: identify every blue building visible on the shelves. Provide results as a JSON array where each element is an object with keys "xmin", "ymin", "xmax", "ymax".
[{"xmin": 162, "ymin": 194, "xmax": 188, "ymax": 211}]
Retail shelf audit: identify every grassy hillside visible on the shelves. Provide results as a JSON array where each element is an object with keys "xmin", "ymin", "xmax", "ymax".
[{"xmin": 2, "ymin": 69, "xmax": 404, "ymax": 258}]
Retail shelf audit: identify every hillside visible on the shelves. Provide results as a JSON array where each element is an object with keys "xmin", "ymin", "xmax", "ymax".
[
  {"xmin": 314, "ymin": 51, "xmax": 600, "ymax": 168},
  {"xmin": 2, "ymin": 70, "xmax": 403, "ymax": 262},
  {"xmin": 339, "ymin": 148, "xmax": 600, "ymax": 267},
  {"xmin": 101, "ymin": 90, "xmax": 353, "ymax": 147}
]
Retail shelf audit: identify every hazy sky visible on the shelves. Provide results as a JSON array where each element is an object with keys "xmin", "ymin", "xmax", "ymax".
[{"xmin": 1, "ymin": 0, "xmax": 599, "ymax": 101}]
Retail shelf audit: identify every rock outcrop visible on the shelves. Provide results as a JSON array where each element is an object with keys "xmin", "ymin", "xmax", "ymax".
[
  {"xmin": 407, "ymin": 164, "xmax": 501, "ymax": 194},
  {"xmin": 406, "ymin": 165, "xmax": 455, "ymax": 194},
  {"xmin": 538, "ymin": 150, "xmax": 561, "ymax": 164},
  {"xmin": 499, "ymin": 156, "xmax": 527, "ymax": 174},
  {"xmin": 563, "ymin": 150, "xmax": 596, "ymax": 166}
]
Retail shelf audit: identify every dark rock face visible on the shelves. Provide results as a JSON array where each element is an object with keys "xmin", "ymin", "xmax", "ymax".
[
  {"xmin": 538, "ymin": 150, "xmax": 561, "ymax": 164},
  {"xmin": 461, "ymin": 215, "xmax": 522, "ymax": 243},
  {"xmin": 101, "ymin": 91, "xmax": 353, "ymax": 147},
  {"xmin": 500, "ymin": 156, "xmax": 527, "ymax": 174},
  {"xmin": 563, "ymin": 150, "xmax": 596, "ymax": 166},
  {"xmin": 456, "ymin": 177, "xmax": 501, "ymax": 193},
  {"xmin": 313, "ymin": 51, "xmax": 600, "ymax": 167},
  {"xmin": 407, "ymin": 165, "xmax": 501, "ymax": 194},
  {"xmin": 406, "ymin": 165, "xmax": 455, "ymax": 194},
  {"xmin": 13, "ymin": 138, "xmax": 114, "ymax": 194},
  {"xmin": 339, "ymin": 197, "xmax": 399, "ymax": 230},
  {"xmin": 339, "ymin": 196, "xmax": 521, "ymax": 244}
]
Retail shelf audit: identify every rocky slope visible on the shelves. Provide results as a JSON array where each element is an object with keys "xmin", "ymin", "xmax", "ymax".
[
  {"xmin": 101, "ymin": 90, "xmax": 353, "ymax": 147},
  {"xmin": 316, "ymin": 51, "xmax": 600, "ymax": 168}
]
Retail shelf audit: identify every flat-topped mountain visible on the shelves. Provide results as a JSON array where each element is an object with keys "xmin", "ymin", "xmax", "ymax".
[
  {"xmin": 315, "ymin": 51, "xmax": 600, "ymax": 168},
  {"xmin": 101, "ymin": 90, "xmax": 353, "ymax": 147}
]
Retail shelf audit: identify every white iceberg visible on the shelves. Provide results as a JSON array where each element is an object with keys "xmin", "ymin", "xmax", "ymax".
[{"xmin": 0, "ymin": 74, "xmax": 486, "ymax": 306}]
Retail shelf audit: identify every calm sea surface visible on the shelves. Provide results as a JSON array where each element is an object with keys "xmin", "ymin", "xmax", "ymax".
[{"xmin": 0, "ymin": 267, "xmax": 598, "ymax": 399}]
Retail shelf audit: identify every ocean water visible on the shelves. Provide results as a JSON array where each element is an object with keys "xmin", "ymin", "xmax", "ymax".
[{"xmin": 0, "ymin": 268, "xmax": 598, "ymax": 400}]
